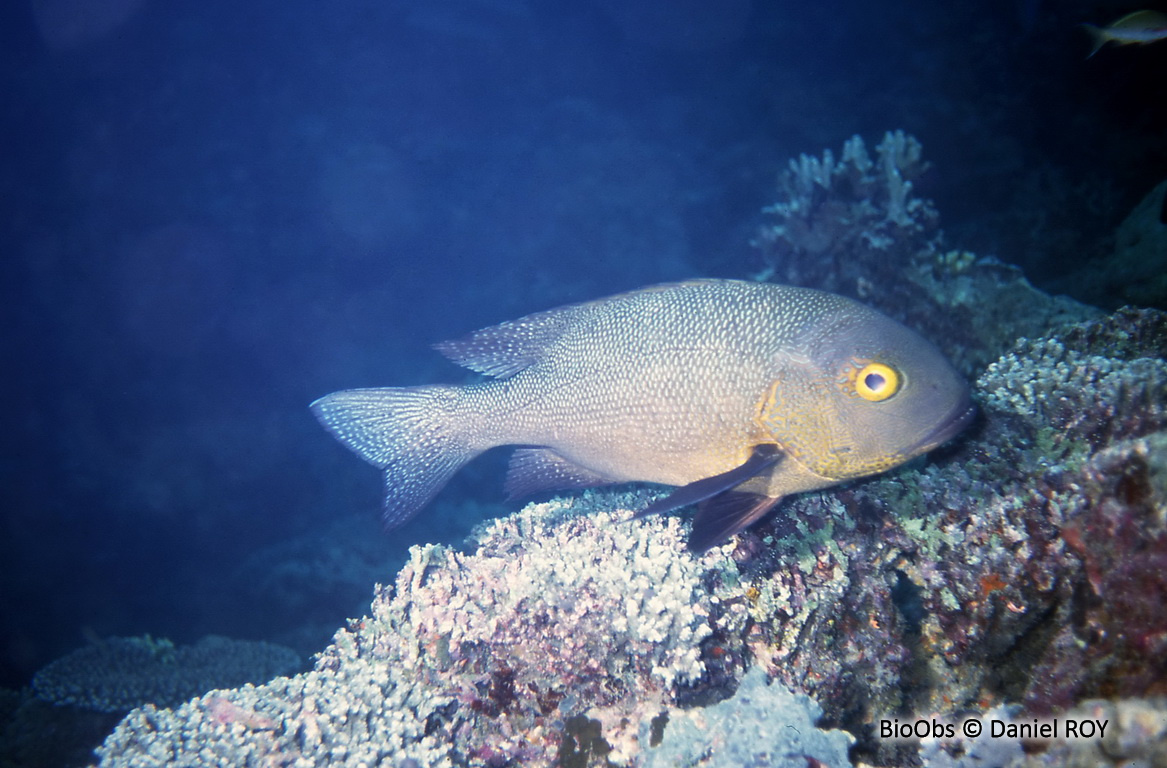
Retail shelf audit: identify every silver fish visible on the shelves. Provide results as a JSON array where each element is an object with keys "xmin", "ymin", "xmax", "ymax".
[{"xmin": 1083, "ymin": 10, "xmax": 1167, "ymax": 57}]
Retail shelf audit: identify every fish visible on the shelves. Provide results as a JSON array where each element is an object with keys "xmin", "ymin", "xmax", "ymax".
[
  {"xmin": 311, "ymin": 279, "xmax": 973, "ymax": 552},
  {"xmin": 1082, "ymin": 10, "xmax": 1167, "ymax": 57}
]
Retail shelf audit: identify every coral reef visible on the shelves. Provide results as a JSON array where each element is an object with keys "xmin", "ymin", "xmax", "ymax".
[
  {"xmin": 752, "ymin": 132, "xmax": 1099, "ymax": 374},
  {"xmin": 90, "ymin": 305, "xmax": 1167, "ymax": 767},
  {"xmin": 753, "ymin": 130, "xmax": 939, "ymax": 292},
  {"xmin": 362, "ymin": 496, "xmax": 749, "ymax": 763},
  {"xmin": 82, "ymin": 138, "xmax": 1166, "ymax": 767},
  {"xmin": 93, "ymin": 493, "xmax": 749, "ymax": 766},
  {"xmin": 31, "ymin": 634, "xmax": 301, "ymax": 713},
  {"xmin": 95, "ymin": 650, "xmax": 449, "ymax": 767}
]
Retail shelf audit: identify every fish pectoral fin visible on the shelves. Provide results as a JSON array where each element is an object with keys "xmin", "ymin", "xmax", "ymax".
[
  {"xmin": 504, "ymin": 448, "xmax": 614, "ymax": 499},
  {"xmin": 632, "ymin": 444, "xmax": 781, "ymax": 520},
  {"xmin": 688, "ymin": 493, "xmax": 781, "ymax": 553}
]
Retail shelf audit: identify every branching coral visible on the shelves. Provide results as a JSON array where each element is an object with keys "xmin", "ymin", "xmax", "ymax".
[
  {"xmin": 752, "ymin": 130, "xmax": 939, "ymax": 292},
  {"xmin": 94, "ymin": 493, "xmax": 749, "ymax": 767},
  {"xmin": 750, "ymin": 133, "xmax": 1098, "ymax": 377},
  {"xmin": 355, "ymin": 495, "xmax": 748, "ymax": 764}
]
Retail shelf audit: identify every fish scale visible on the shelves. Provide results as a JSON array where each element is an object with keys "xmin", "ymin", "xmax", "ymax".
[{"xmin": 312, "ymin": 279, "xmax": 972, "ymax": 550}]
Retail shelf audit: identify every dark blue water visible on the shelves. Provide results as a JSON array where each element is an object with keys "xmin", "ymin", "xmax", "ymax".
[{"xmin": 2, "ymin": 0, "xmax": 1164, "ymax": 690}]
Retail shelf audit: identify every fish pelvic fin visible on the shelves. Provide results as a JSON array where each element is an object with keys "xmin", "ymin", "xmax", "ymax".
[
  {"xmin": 310, "ymin": 386, "xmax": 478, "ymax": 528},
  {"xmin": 688, "ymin": 493, "xmax": 782, "ymax": 553},
  {"xmin": 632, "ymin": 444, "xmax": 781, "ymax": 520}
]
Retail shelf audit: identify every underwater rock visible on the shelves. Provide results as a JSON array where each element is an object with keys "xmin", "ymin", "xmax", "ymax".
[
  {"xmin": 1047, "ymin": 178, "xmax": 1167, "ymax": 311},
  {"xmin": 639, "ymin": 666, "xmax": 853, "ymax": 767},
  {"xmin": 1107, "ymin": 178, "xmax": 1167, "ymax": 309}
]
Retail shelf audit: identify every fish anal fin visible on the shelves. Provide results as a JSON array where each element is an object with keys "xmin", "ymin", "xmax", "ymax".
[
  {"xmin": 633, "ymin": 444, "xmax": 781, "ymax": 520},
  {"xmin": 504, "ymin": 448, "xmax": 614, "ymax": 499},
  {"xmin": 688, "ymin": 493, "xmax": 781, "ymax": 553}
]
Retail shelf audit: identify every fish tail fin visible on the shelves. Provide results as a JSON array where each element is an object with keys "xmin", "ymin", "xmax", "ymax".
[
  {"xmin": 311, "ymin": 386, "xmax": 479, "ymax": 528},
  {"xmin": 1081, "ymin": 23, "xmax": 1107, "ymax": 57}
]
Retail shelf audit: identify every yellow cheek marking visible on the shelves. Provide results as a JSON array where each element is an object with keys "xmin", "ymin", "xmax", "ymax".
[
  {"xmin": 755, "ymin": 380, "xmax": 796, "ymax": 456},
  {"xmin": 757, "ymin": 376, "xmax": 909, "ymax": 480},
  {"xmin": 755, "ymin": 379, "xmax": 834, "ymax": 474}
]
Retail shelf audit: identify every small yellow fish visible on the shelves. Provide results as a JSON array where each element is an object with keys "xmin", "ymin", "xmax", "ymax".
[
  {"xmin": 312, "ymin": 280, "xmax": 973, "ymax": 551},
  {"xmin": 1083, "ymin": 10, "xmax": 1167, "ymax": 57}
]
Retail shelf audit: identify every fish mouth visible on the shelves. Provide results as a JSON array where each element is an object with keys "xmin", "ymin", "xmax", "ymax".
[{"xmin": 907, "ymin": 394, "xmax": 976, "ymax": 456}]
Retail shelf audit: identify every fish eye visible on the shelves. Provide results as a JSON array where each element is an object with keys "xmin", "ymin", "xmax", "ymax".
[{"xmin": 855, "ymin": 362, "xmax": 900, "ymax": 402}]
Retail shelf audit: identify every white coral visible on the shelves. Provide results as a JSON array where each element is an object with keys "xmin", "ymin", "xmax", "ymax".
[{"xmin": 385, "ymin": 498, "xmax": 740, "ymax": 691}]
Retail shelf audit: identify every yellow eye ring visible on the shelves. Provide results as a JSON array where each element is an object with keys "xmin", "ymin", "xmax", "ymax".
[{"xmin": 855, "ymin": 362, "xmax": 900, "ymax": 401}]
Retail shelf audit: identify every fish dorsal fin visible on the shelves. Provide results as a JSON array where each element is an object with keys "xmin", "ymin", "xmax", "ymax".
[
  {"xmin": 433, "ymin": 280, "xmax": 735, "ymax": 378},
  {"xmin": 504, "ymin": 448, "xmax": 615, "ymax": 498},
  {"xmin": 632, "ymin": 444, "xmax": 781, "ymax": 520},
  {"xmin": 689, "ymin": 493, "xmax": 781, "ymax": 553},
  {"xmin": 433, "ymin": 304, "xmax": 580, "ymax": 378}
]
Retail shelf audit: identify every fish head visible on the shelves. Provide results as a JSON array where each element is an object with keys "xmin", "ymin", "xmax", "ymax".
[{"xmin": 758, "ymin": 303, "xmax": 973, "ymax": 482}]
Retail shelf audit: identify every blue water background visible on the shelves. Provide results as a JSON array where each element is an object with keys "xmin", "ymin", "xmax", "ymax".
[{"xmin": 2, "ymin": 0, "xmax": 1164, "ymax": 687}]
